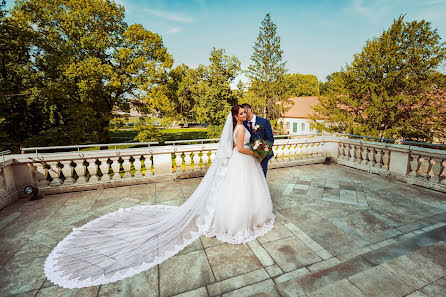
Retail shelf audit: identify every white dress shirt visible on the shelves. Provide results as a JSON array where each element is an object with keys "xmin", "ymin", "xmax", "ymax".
[{"xmin": 249, "ymin": 115, "xmax": 257, "ymax": 129}]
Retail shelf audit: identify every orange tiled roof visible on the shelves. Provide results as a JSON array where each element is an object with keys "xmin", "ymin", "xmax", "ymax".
[{"xmin": 282, "ymin": 96, "xmax": 319, "ymax": 119}]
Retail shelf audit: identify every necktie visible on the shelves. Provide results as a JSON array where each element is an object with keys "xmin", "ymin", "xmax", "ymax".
[{"xmin": 249, "ymin": 121, "xmax": 253, "ymax": 131}]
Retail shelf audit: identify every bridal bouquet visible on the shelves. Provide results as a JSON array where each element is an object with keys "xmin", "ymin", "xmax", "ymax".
[{"xmin": 248, "ymin": 138, "xmax": 273, "ymax": 159}]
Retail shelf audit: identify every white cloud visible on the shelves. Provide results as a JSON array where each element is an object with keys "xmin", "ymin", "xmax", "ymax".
[
  {"xmin": 166, "ymin": 27, "xmax": 182, "ymax": 34},
  {"xmin": 145, "ymin": 8, "xmax": 195, "ymax": 23}
]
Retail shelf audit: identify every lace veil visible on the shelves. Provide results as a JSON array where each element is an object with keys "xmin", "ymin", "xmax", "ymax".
[{"xmin": 44, "ymin": 113, "xmax": 235, "ymax": 288}]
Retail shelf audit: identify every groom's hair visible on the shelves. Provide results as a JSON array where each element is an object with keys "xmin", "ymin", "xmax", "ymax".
[{"xmin": 241, "ymin": 103, "xmax": 252, "ymax": 110}]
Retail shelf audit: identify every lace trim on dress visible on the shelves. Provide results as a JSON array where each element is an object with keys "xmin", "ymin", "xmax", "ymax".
[{"xmin": 204, "ymin": 214, "xmax": 275, "ymax": 245}]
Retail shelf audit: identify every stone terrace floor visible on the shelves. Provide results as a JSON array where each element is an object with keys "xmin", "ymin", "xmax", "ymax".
[{"xmin": 1, "ymin": 164, "xmax": 446, "ymax": 297}]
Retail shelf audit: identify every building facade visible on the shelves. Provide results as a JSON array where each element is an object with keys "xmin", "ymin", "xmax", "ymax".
[{"xmin": 279, "ymin": 96, "xmax": 323, "ymax": 135}]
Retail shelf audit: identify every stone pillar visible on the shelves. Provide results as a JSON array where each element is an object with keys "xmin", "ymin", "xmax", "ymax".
[
  {"xmin": 153, "ymin": 153, "xmax": 174, "ymax": 176},
  {"xmin": 389, "ymin": 150, "xmax": 409, "ymax": 176}
]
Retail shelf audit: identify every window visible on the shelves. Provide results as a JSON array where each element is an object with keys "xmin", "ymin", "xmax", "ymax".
[
  {"xmin": 286, "ymin": 122, "xmax": 290, "ymax": 129},
  {"xmin": 293, "ymin": 122, "xmax": 297, "ymax": 133},
  {"xmin": 301, "ymin": 123, "xmax": 305, "ymax": 132}
]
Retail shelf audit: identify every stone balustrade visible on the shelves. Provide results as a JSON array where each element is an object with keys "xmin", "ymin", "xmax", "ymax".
[
  {"xmin": 335, "ymin": 138, "xmax": 446, "ymax": 192},
  {"xmin": 1, "ymin": 135, "xmax": 445, "ymax": 209}
]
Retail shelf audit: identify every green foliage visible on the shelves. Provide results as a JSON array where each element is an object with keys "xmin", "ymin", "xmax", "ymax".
[
  {"xmin": 246, "ymin": 13, "xmax": 287, "ymax": 121},
  {"xmin": 1, "ymin": 0, "xmax": 172, "ymax": 151},
  {"xmin": 134, "ymin": 118, "xmax": 163, "ymax": 142},
  {"xmin": 310, "ymin": 16, "xmax": 446, "ymax": 142},
  {"xmin": 143, "ymin": 48, "xmax": 241, "ymax": 138}
]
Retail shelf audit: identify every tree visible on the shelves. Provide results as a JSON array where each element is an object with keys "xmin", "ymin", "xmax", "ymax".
[
  {"xmin": 141, "ymin": 64, "xmax": 196, "ymax": 126},
  {"xmin": 143, "ymin": 48, "xmax": 241, "ymax": 138},
  {"xmin": 247, "ymin": 13, "xmax": 287, "ymax": 120},
  {"xmin": 2, "ymin": 0, "xmax": 172, "ymax": 151},
  {"xmin": 0, "ymin": 0, "xmax": 39, "ymax": 151},
  {"xmin": 310, "ymin": 16, "xmax": 446, "ymax": 142}
]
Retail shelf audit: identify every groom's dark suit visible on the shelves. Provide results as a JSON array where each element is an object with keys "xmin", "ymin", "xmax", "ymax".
[{"xmin": 244, "ymin": 116, "xmax": 274, "ymax": 176}]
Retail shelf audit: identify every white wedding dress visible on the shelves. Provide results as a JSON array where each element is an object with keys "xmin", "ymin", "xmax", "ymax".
[{"xmin": 44, "ymin": 114, "xmax": 275, "ymax": 288}]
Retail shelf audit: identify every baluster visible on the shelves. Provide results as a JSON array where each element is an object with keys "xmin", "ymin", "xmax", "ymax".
[
  {"xmin": 143, "ymin": 155, "xmax": 153, "ymax": 176},
  {"xmin": 301, "ymin": 144, "xmax": 308, "ymax": 160},
  {"xmin": 184, "ymin": 152, "xmax": 192, "ymax": 173},
  {"xmin": 295, "ymin": 144, "xmax": 302, "ymax": 160},
  {"xmin": 210, "ymin": 150, "xmax": 217, "ymax": 163},
  {"xmin": 338, "ymin": 143, "xmax": 344, "ymax": 159},
  {"xmin": 430, "ymin": 158, "xmax": 442, "ymax": 183},
  {"xmin": 270, "ymin": 146, "xmax": 278, "ymax": 163},
  {"xmin": 382, "ymin": 150, "xmax": 390, "ymax": 170},
  {"xmin": 408, "ymin": 154, "xmax": 420, "ymax": 177},
  {"xmin": 354, "ymin": 145, "xmax": 361, "ymax": 163},
  {"xmin": 33, "ymin": 162, "xmax": 49, "ymax": 187},
  {"xmin": 0, "ymin": 168, "xmax": 5, "ymax": 195},
  {"xmin": 87, "ymin": 158, "xmax": 99, "ymax": 182},
  {"xmin": 360, "ymin": 147, "xmax": 368, "ymax": 165},
  {"xmin": 277, "ymin": 145, "xmax": 284, "ymax": 163},
  {"xmin": 367, "ymin": 148, "xmax": 376, "ymax": 167},
  {"xmin": 193, "ymin": 152, "xmax": 201, "ymax": 171},
  {"xmin": 343, "ymin": 144, "xmax": 350, "ymax": 160},
  {"xmin": 441, "ymin": 160, "xmax": 446, "ymax": 184},
  {"xmin": 307, "ymin": 144, "xmax": 314, "ymax": 159},
  {"xmin": 73, "ymin": 159, "xmax": 86, "ymax": 183},
  {"xmin": 110, "ymin": 157, "xmax": 122, "ymax": 180},
  {"xmin": 283, "ymin": 145, "xmax": 290, "ymax": 163},
  {"xmin": 374, "ymin": 148, "xmax": 383, "ymax": 168},
  {"xmin": 174, "ymin": 152, "xmax": 183, "ymax": 175},
  {"xmin": 60, "ymin": 161, "xmax": 74, "ymax": 184},
  {"xmin": 418, "ymin": 156, "xmax": 430, "ymax": 178},
  {"xmin": 289, "ymin": 144, "xmax": 296, "ymax": 161},
  {"xmin": 202, "ymin": 151, "xmax": 210, "ymax": 171},
  {"xmin": 122, "ymin": 156, "xmax": 132, "ymax": 178},
  {"xmin": 98, "ymin": 158, "xmax": 110, "ymax": 181},
  {"xmin": 349, "ymin": 145, "xmax": 356, "ymax": 162},
  {"xmin": 47, "ymin": 161, "xmax": 62, "ymax": 186},
  {"xmin": 316, "ymin": 143, "xmax": 323, "ymax": 158},
  {"xmin": 133, "ymin": 155, "xmax": 143, "ymax": 177}
]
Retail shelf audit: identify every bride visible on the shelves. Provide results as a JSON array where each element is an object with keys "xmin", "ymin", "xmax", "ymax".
[{"xmin": 44, "ymin": 104, "xmax": 275, "ymax": 288}]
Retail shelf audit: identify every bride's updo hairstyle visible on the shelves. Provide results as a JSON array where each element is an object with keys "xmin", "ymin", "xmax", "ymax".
[{"xmin": 231, "ymin": 104, "xmax": 243, "ymax": 129}]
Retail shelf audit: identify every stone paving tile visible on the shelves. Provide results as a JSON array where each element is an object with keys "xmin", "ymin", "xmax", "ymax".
[
  {"xmin": 307, "ymin": 279, "xmax": 366, "ymax": 297},
  {"xmin": 262, "ymin": 237, "xmax": 321, "ymax": 272},
  {"xmin": 382, "ymin": 252, "xmax": 446, "ymax": 290},
  {"xmin": 247, "ymin": 240, "xmax": 275, "ymax": 267},
  {"xmin": 257, "ymin": 221, "xmax": 293, "ymax": 244},
  {"xmin": 205, "ymin": 243, "xmax": 262, "ymax": 281},
  {"xmin": 275, "ymin": 256, "xmax": 375, "ymax": 295},
  {"xmin": 156, "ymin": 188, "xmax": 184, "ymax": 202},
  {"xmin": 172, "ymin": 286, "xmax": 209, "ymax": 297},
  {"xmin": 0, "ymin": 240, "xmax": 51, "ymax": 296},
  {"xmin": 33, "ymin": 286, "xmax": 99, "ymax": 297},
  {"xmin": 265, "ymin": 264, "xmax": 283, "ymax": 278},
  {"xmin": 206, "ymin": 268, "xmax": 269, "ymax": 296},
  {"xmin": 362, "ymin": 226, "xmax": 446, "ymax": 266},
  {"xmin": 420, "ymin": 276, "xmax": 446, "ymax": 297},
  {"xmin": 307, "ymin": 257, "xmax": 341, "ymax": 272},
  {"xmin": 348, "ymin": 265, "xmax": 416, "ymax": 297},
  {"xmin": 200, "ymin": 235, "xmax": 224, "ymax": 249},
  {"xmin": 406, "ymin": 291, "xmax": 429, "ymax": 297},
  {"xmin": 273, "ymin": 267, "xmax": 309, "ymax": 284},
  {"xmin": 159, "ymin": 250, "xmax": 215, "ymax": 297},
  {"xmin": 415, "ymin": 241, "xmax": 446, "ymax": 269},
  {"xmin": 221, "ymin": 279, "xmax": 276, "ymax": 297}
]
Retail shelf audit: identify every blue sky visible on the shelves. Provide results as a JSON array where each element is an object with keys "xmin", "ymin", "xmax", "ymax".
[{"xmin": 6, "ymin": 0, "xmax": 446, "ymax": 83}]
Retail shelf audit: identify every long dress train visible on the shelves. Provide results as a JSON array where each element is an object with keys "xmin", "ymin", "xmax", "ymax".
[{"xmin": 44, "ymin": 114, "xmax": 275, "ymax": 288}]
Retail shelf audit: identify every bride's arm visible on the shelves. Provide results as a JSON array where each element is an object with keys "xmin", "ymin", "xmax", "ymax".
[{"xmin": 236, "ymin": 128, "xmax": 257, "ymax": 156}]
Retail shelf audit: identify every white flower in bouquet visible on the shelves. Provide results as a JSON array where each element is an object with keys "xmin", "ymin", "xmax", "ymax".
[
  {"xmin": 255, "ymin": 140, "xmax": 261, "ymax": 145},
  {"xmin": 253, "ymin": 144, "xmax": 259, "ymax": 150}
]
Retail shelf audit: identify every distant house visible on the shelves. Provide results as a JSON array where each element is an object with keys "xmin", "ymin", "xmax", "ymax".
[{"xmin": 279, "ymin": 96, "xmax": 324, "ymax": 135}]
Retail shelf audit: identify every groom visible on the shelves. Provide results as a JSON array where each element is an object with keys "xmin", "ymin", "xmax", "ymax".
[{"xmin": 241, "ymin": 103, "xmax": 274, "ymax": 176}]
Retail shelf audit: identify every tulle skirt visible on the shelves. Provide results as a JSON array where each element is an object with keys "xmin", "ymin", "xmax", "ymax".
[{"xmin": 205, "ymin": 148, "xmax": 275, "ymax": 244}]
